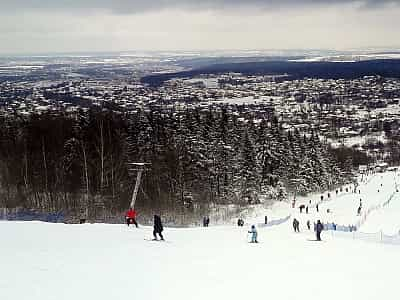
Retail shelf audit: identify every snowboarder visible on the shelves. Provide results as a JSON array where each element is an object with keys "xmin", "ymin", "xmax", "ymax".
[
  {"xmin": 125, "ymin": 208, "xmax": 138, "ymax": 227},
  {"xmin": 248, "ymin": 225, "xmax": 258, "ymax": 243},
  {"xmin": 153, "ymin": 215, "xmax": 164, "ymax": 240},
  {"xmin": 307, "ymin": 220, "xmax": 311, "ymax": 230},
  {"xmin": 316, "ymin": 220, "xmax": 323, "ymax": 241}
]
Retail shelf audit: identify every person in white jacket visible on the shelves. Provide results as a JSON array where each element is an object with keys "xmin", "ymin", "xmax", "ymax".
[{"xmin": 248, "ymin": 225, "xmax": 258, "ymax": 243}]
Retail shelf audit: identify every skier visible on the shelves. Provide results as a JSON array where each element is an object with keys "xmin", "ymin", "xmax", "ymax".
[
  {"xmin": 316, "ymin": 220, "xmax": 324, "ymax": 241},
  {"xmin": 293, "ymin": 218, "xmax": 300, "ymax": 232},
  {"xmin": 357, "ymin": 206, "xmax": 362, "ymax": 216},
  {"xmin": 153, "ymin": 214, "xmax": 164, "ymax": 240},
  {"xmin": 316, "ymin": 204, "xmax": 319, "ymax": 213},
  {"xmin": 299, "ymin": 204, "xmax": 305, "ymax": 213},
  {"xmin": 203, "ymin": 216, "xmax": 210, "ymax": 227},
  {"xmin": 307, "ymin": 220, "xmax": 311, "ymax": 230},
  {"xmin": 238, "ymin": 218, "xmax": 244, "ymax": 227},
  {"xmin": 306, "ymin": 206, "xmax": 309, "ymax": 214},
  {"xmin": 125, "ymin": 207, "xmax": 138, "ymax": 228},
  {"xmin": 248, "ymin": 225, "xmax": 258, "ymax": 243}
]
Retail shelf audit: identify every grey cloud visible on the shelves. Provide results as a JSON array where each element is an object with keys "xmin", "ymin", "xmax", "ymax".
[{"xmin": 1, "ymin": 0, "xmax": 399, "ymax": 14}]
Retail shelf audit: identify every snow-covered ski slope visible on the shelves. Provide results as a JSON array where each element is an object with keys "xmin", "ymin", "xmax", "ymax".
[
  {"xmin": 1, "ymin": 221, "xmax": 400, "ymax": 300},
  {"xmin": 286, "ymin": 170, "xmax": 400, "ymax": 235},
  {"xmin": 1, "ymin": 169, "xmax": 400, "ymax": 300}
]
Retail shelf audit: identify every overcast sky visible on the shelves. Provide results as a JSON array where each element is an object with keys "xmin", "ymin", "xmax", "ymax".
[{"xmin": 1, "ymin": 0, "xmax": 400, "ymax": 54}]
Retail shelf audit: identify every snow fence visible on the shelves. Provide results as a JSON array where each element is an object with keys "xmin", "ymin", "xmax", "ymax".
[
  {"xmin": 0, "ymin": 208, "xmax": 64, "ymax": 223},
  {"xmin": 355, "ymin": 188, "xmax": 399, "ymax": 229},
  {"xmin": 327, "ymin": 230, "xmax": 400, "ymax": 245},
  {"xmin": 258, "ymin": 215, "xmax": 291, "ymax": 228}
]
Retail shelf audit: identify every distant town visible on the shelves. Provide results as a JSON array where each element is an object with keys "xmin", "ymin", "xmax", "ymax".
[{"xmin": 2, "ymin": 57, "xmax": 400, "ymax": 157}]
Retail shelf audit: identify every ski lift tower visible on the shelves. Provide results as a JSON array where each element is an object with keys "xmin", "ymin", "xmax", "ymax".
[{"xmin": 128, "ymin": 163, "xmax": 151, "ymax": 209}]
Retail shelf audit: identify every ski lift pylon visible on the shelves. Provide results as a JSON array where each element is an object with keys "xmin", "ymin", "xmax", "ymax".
[{"xmin": 128, "ymin": 163, "xmax": 151, "ymax": 209}]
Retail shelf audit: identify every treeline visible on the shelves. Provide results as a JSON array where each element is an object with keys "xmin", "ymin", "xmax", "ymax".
[
  {"xmin": 0, "ymin": 107, "xmax": 358, "ymax": 222},
  {"xmin": 141, "ymin": 59, "xmax": 400, "ymax": 86}
]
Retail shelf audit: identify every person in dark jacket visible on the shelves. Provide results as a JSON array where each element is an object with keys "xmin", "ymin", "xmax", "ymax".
[
  {"xmin": 125, "ymin": 208, "xmax": 138, "ymax": 227},
  {"xmin": 307, "ymin": 220, "xmax": 311, "ymax": 230},
  {"xmin": 153, "ymin": 215, "xmax": 164, "ymax": 240},
  {"xmin": 316, "ymin": 220, "xmax": 323, "ymax": 241},
  {"xmin": 293, "ymin": 218, "xmax": 300, "ymax": 232}
]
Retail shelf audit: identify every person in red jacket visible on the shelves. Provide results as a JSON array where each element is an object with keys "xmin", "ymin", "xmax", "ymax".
[{"xmin": 125, "ymin": 208, "xmax": 138, "ymax": 227}]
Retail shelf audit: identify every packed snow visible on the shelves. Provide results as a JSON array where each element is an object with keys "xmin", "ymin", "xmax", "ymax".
[{"xmin": 1, "ymin": 169, "xmax": 400, "ymax": 300}]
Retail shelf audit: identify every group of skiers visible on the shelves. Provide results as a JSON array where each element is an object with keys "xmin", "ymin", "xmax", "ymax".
[
  {"xmin": 124, "ymin": 208, "xmax": 325, "ymax": 243},
  {"xmin": 298, "ymin": 200, "xmax": 321, "ymax": 214},
  {"xmin": 293, "ymin": 217, "xmax": 324, "ymax": 240},
  {"xmin": 125, "ymin": 208, "xmax": 164, "ymax": 241}
]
